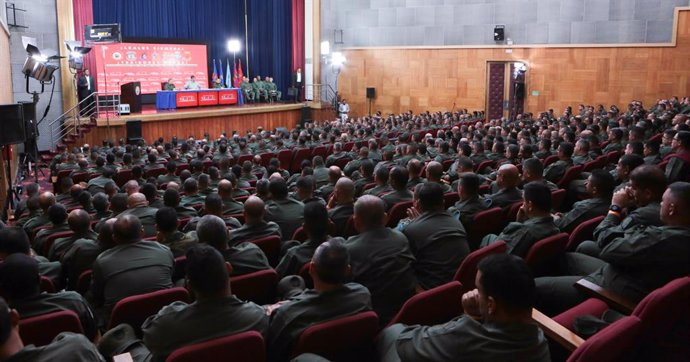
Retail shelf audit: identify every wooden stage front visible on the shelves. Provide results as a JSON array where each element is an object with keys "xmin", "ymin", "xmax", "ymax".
[{"xmin": 80, "ymin": 102, "xmax": 335, "ymax": 145}]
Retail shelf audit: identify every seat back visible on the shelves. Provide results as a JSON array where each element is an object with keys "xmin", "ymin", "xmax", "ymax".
[
  {"xmin": 387, "ymin": 281, "xmax": 463, "ymax": 327},
  {"xmin": 465, "ymin": 207, "xmax": 503, "ymax": 250},
  {"xmin": 76, "ymin": 269, "xmax": 93, "ymax": 295},
  {"xmin": 42, "ymin": 230, "xmax": 75, "ymax": 256},
  {"xmin": 166, "ymin": 331, "xmax": 266, "ymax": 362},
  {"xmin": 292, "ymin": 226, "xmax": 308, "ymax": 242},
  {"xmin": 291, "ymin": 311, "xmax": 379, "ymax": 360},
  {"xmin": 454, "ymin": 241, "xmax": 506, "ymax": 292},
  {"xmin": 606, "ymin": 151, "xmax": 621, "ymax": 165},
  {"xmin": 333, "ymin": 157, "xmax": 351, "ymax": 169},
  {"xmin": 544, "ymin": 154, "xmax": 559, "ymax": 167},
  {"xmin": 145, "ymin": 167, "xmax": 167, "ymax": 178},
  {"xmin": 557, "ymin": 165, "xmax": 583, "ymax": 189},
  {"xmin": 108, "ymin": 287, "xmax": 191, "ymax": 332},
  {"xmin": 551, "ymin": 189, "xmax": 566, "ymax": 211},
  {"xmin": 19, "ymin": 310, "xmax": 84, "ymax": 346},
  {"xmin": 258, "ymin": 152, "xmax": 275, "ymax": 167},
  {"xmin": 503, "ymin": 201, "xmax": 524, "ymax": 224},
  {"xmin": 475, "ymin": 159, "xmax": 495, "ymax": 173},
  {"xmin": 277, "ymin": 150, "xmax": 293, "ymax": 170},
  {"xmin": 525, "ymin": 233, "xmax": 569, "ymax": 276},
  {"xmin": 567, "ymin": 316, "xmax": 642, "ymax": 362},
  {"xmin": 442, "ymin": 159, "xmax": 454, "ymax": 171},
  {"xmin": 248, "ymin": 235, "xmax": 281, "ymax": 266},
  {"xmin": 290, "ymin": 148, "xmax": 313, "ymax": 173},
  {"xmin": 341, "ymin": 216, "xmax": 357, "ymax": 238},
  {"xmin": 230, "ymin": 269, "xmax": 278, "ymax": 305},
  {"xmin": 312, "ymin": 146, "xmax": 327, "ymax": 161},
  {"xmin": 632, "ymin": 276, "xmax": 690, "ymax": 342},
  {"xmin": 385, "ymin": 200, "xmax": 414, "ymax": 228},
  {"xmin": 237, "ymin": 154, "xmax": 253, "ymax": 166},
  {"xmin": 115, "ymin": 169, "xmax": 134, "ymax": 187},
  {"xmin": 39, "ymin": 276, "xmax": 55, "ymax": 293},
  {"xmin": 175, "ymin": 163, "xmax": 190, "ymax": 175},
  {"xmin": 566, "ymin": 215, "xmax": 604, "ymax": 251},
  {"xmin": 443, "ymin": 192, "xmax": 460, "ymax": 209}
]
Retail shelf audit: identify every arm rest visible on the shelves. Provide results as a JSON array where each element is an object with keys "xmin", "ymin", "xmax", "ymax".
[
  {"xmin": 113, "ymin": 353, "xmax": 133, "ymax": 362},
  {"xmin": 574, "ymin": 279, "xmax": 636, "ymax": 314},
  {"xmin": 532, "ymin": 308, "xmax": 585, "ymax": 352}
]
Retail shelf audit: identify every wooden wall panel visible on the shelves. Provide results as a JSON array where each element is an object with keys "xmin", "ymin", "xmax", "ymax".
[
  {"xmin": 82, "ymin": 109, "xmax": 301, "ymax": 146},
  {"xmin": 338, "ymin": 9, "xmax": 690, "ymax": 118}
]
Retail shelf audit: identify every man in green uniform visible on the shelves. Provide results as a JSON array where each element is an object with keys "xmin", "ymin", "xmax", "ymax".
[
  {"xmin": 155, "ymin": 207, "xmax": 198, "ymax": 257},
  {"xmin": 381, "ymin": 166, "xmax": 413, "ymax": 211},
  {"xmin": 228, "ymin": 196, "xmax": 282, "ymax": 245},
  {"xmin": 402, "ymin": 183, "xmax": 469, "ymax": 290},
  {"xmin": 119, "ymin": 193, "xmax": 159, "ymax": 237},
  {"xmin": 265, "ymin": 178, "xmax": 305, "ymax": 241},
  {"xmin": 48, "ymin": 209, "xmax": 98, "ymax": 262},
  {"xmin": 543, "ymin": 142, "xmax": 574, "ymax": 183},
  {"xmin": 447, "ymin": 173, "xmax": 488, "ymax": 230},
  {"xmin": 484, "ymin": 164, "xmax": 523, "ymax": 208},
  {"xmin": 481, "ymin": 182, "xmax": 560, "ymax": 258},
  {"xmin": 276, "ymin": 202, "xmax": 330, "ymax": 279},
  {"xmin": 327, "ymin": 178, "xmax": 355, "ymax": 236},
  {"xmin": 363, "ymin": 165, "xmax": 393, "ymax": 196},
  {"xmin": 266, "ymin": 76, "xmax": 281, "ymax": 101},
  {"xmin": 554, "ymin": 169, "xmax": 613, "ymax": 234},
  {"xmin": 379, "ymin": 254, "xmax": 550, "ymax": 362},
  {"xmin": 218, "ymin": 179, "xmax": 244, "ymax": 216},
  {"xmin": 240, "ymin": 76, "xmax": 255, "ymax": 103}
]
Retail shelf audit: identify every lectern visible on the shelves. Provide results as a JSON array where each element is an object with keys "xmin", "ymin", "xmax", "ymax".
[{"xmin": 120, "ymin": 82, "xmax": 142, "ymax": 113}]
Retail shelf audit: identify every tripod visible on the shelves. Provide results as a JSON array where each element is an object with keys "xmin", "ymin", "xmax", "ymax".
[{"xmin": 3, "ymin": 146, "xmax": 21, "ymax": 222}]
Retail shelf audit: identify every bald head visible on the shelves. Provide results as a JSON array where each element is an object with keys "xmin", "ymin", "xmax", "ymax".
[
  {"xmin": 243, "ymin": 195, "xmax": 266, "ymax": 223},
  {"xmin": 497, "ymin": 164, "xmax": 520, "ymax": 189},
  {"xmin": 354, "ymin": 195, "xmax": 386, "ymax": 231},
  {"xmin": 67, "ymin": 209, "xmax": 91, "ymax": 233},
  {"xmin": 124, "ymin": 180, "xmax": 140, "ymax": 195},
  {"xmin": 127, "ymin": 192, "xmax": 149, "ymax": 208},
  {"xmin": 38, "ymin": 192, "xmax": 56, "ymax": 211},
  {"xmin": 334, "ymin": 177, "xmax": 355, "ymax": 202},
  {"xmin": 98, "ymin": 218, "xmax": 117, "ymax": 248},
  {"xmin": 328, "ymin": 166, "xmax": 342, "ymax": 182},
  {"xmin": 218, "ymin": 179, "xmax": 233, "ymax": 198},
  {"xmin": 113, "ymin": 214, "xmax": 143, "ymax": 244},
  {"xmin": 426, "ymin": 161, "xmax": 443, "ymax": 182}
]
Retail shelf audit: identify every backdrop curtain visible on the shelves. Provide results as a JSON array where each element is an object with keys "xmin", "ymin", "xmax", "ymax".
[
  {"xmin": 91, "ymin": 0, "xmax": 293, "ymax": 95},
  {"xmin": 72, "ymin": 0, "xmax": 96, "ymax": 81},
  {"xmin": 291, "ymin": 0, "xmax": 305, "ymax": 73}
]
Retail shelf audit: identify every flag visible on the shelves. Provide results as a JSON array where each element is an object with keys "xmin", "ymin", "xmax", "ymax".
[
  {"xmin": 226, "ymin": 58, "xmax": 232, "ymax": 88},
  {"xmin": 218, "ymin": 59, "xmax": 224, "ymax": 87},
  {"xmin": 234, "ymin": 59, "xmax": 243, "ymax": 88},
  {"xmin": 212, "ymin": 59, "xmax": 218, "ymax": 82}
]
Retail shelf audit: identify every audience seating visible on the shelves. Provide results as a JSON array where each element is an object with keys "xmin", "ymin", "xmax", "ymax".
[
  {"xmin": 503, "ymin": 201, "xmax": 523, "ymax": 224},
  {"xmin": 165, "ymin": 331, "xmax": 266, "ymax": 362},
  {"xmin": 551, "ymin": 189, "xmax": 566, "ymax": 211},
  {"xmin": 42, "ymin": 230, "xmax": 75, "ymax": 256},
  {"xmin": 333, "ymin": 158, "xmax": 351, "ymax": 169},
  {"xmin": 606, "ymin": 151, "xmax": 621, "ymax": 165},
  {"xmin": 247, "ymin": 235, "xmax": 281, "ymax": 266},
  {"xmin": 454, "ymin": 241, "xmax": 506, "ymax": 292},
  {"xmin": 277, "ymin": 150, "xmax": 293, "ymax": 169},
  {"xmin": 475, "ymin": 160, "xmax": 495, "ymax": 173},
  {"xmin": 566, "ymin": 215, "xmax": 604, "ymax": 251},
  {"xmin": 311, "ymin": 146, "xmax": 327, "ymax": 160},
  {"xmin": 107, "ymin": 287, "xmax": 191, "ymax": 334},
  {"xmin": 291, "ymin": 148, "xmax": 313, "ymax": 173},
  {"xmin": 40, "ymin": 276, "xmax": 56, "ymax": 293},
  {"xmin": 566, "ymin": 315, "xmax": 642, "ymax": 361},
  {"xmin": 443, "ymin": 192, "xmax": 459, "ymax": 209},
  {"xmin": 385, "ymin": 201, "xmax": 414, "ymax": 228},
  {"xmin": 557, "ymin": 165, "xmax": 583, "ymax": 189},
  {"xmin": 387, "ymin": 281, "xmax": 463, "ymax": 327},
  {"xmin": 259, "ymin": 152, "xmax": 276, "ymax": 167},
  {"xmin": 230, "ymin": 269, "xmax": 278, "ymax": 305},
  {"xmin": 524, "ymin": 233, "xmax": 569, "ymax": 276},
  {"xmin": 341, "ymin": 216, "xmax": 357, "ymax": 238},
  {"xmin": 175, "ymin": 164, "xmax": 190, "ymax": 175},
  {"xmin": 465, "ymin": 207, "xmax": 503, "ymax": 250},
  {"xmin": 76, "ymin": 269, "xmax": 92, "ymax": 295},
  {"xmin": 290, "ymin": 311, "xmax": 379, "ymax": 361},
  {"xmin": 173, "ymin": 256, "xmax": 187, "ymax": 282},
  {"xmin": 115, "ymin": 169, "xmax": 133, "ymax": 187},
  {"xmin": 145, "ymin": 168, "xmax": 167, "ymax": 178},
  {"xmin": 19, "ymin": 310, "xmax": 84, "ymax": 346},
  {"xmin": 543, "ymin": 155, "xmax": 559, "ymax": 167}
]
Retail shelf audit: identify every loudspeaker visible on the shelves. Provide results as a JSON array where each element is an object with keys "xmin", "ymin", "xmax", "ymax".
[
  {"xmin": 126, "ymin": 120, "xmax": 143, "ymax": 144},
  {"xmin": 366, "ymin": 87, "xmax": 376, "ymax": 99},
  {"xmin": 300, "ymin": 105, "xmax": 311, "ymax": 127},
  {"xmin": 18, "ymin": 101, "xmax": 37, "ymax": 139},
  {"xmin": 0, "ymin": 104, "xmax": 27, "ymax": 146},
  {"xmin": 494, "ymin": 26, "xmax": 505, "ymax": 41},
  {"xmin": 514, "ymin": 83, "xmax": 525, "ymax": 99}
]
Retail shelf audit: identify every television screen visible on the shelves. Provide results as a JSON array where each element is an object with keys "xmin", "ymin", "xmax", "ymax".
[{"xmin": 92, "ymin": 42, "xmax": 209, "ymax": 95}]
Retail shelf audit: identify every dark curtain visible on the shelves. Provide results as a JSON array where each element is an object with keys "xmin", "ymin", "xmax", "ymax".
[{"xmin": 91, "ymin": 0, "xmax": 292, "ymax": 95}]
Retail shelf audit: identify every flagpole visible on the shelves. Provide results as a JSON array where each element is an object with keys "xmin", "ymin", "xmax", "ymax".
[{"xmin": 244, "ymin": 0, "xmax": 249, "ymax": 77}]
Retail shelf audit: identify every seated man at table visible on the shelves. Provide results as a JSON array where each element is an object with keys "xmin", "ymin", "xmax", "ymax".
[
  {"xmin": 164, "ymin": 78, "xmax": 175, "ymax": 91},
  {"xmin": 184, "ymin": 75, "xmax": 201, "ymax": 90}
]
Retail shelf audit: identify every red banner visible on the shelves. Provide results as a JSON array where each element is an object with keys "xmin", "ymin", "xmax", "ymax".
[
  {"xmin": 93, "ymin": 42, "xmax": 209, "ymax": 95},
  {"xmin": 175, "ymin": 92, "xmax": 199, "ymax": 108},
  {"xmin": 198, "ymin": 91, "xmax": 219, "ymax": 106},
  {"xmin": 218, "ymin": 89, "xmax": 238, "ymax": 105}
]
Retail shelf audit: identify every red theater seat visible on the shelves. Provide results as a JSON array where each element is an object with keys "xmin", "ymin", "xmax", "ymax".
[{"xmin": 166, "ymin": 331, "xmax": 266, "ymax": 362}]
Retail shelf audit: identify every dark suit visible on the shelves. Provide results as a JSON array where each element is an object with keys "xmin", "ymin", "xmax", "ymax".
[
  {"xmin": 291, "ymin": 71, "xmax": 303, "ymax": 101},
  {"xmin": 77, "ymin": 74, "xmax": 95, "ymax": 116}
]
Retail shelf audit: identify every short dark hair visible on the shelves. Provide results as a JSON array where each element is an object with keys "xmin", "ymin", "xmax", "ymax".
[
  {"xmin": 415, "ymin": 182, "xmax": 444, "ymax": 211},
  {"xmin": 559, "ymin": 142, "xmax": 574, "ymax": 158},
  {"xmin": 296, "ymin": 176, "xmax": 315, "ymax": 192},
  {"xmin": 312, "ymin": 239, "xmax": 350, "ymax": 284},
  {"xmin": 155, "ymin": 207, "xmax": 178, "ymax": 233},
  {"xmin": 668, "ymin": 181, "xmax": 690, "ymax": 209},
  {"xmin": 0, "ymin": 227, "xmax": 31, "ymax": 255},
  {"xmin": 113, "ymin": 214, "xmax": 143, "ymax": 243},
  {"xmin": 589, "ymin": 169, "xmax": 616, "ymax": 197},
  {"xmin": 522, "ymin": 158, "xmax": 544, "ymax": 176},
  {"xmin": 141, "ymin": 183, "xmax": 157, "ymax": 202},
  {"xmin": 186, "ymin": 244, "xmax": 228, "ymax": 296},
  {"xmin": 303, "ymin": 202, "xmax": 329, "ymax": 240},
  {"xmin": 268, "ymin": 178, "xmax": 288, "ymax": 199},
  {"xmin": 204, "ymin": 193, "xmax": 223, "ymax": 215},
  {"xmin": 0, "ymin": 297, "xmax": 11, "ymax": 345},
  {"xmin": 523, "ymin": 181, "xmax": 551, "ymax": 212},
  {"xmin": 619, "ymin": 154, "xmax": 645, "ymax": 171},
  {"xmin": 196, "ymin": 215, "xmax": 229, "ymax": 248},
  {"xmin": 677, "ymin": 131, "xmax": 690, "ymax": 149},
  {"xmin": 389, "ymin": 166, "xmax": 409, "ymax": 189},
  {"xmin": 630, "ymin": 165, "xmax": 667, "ymax": 200},
  {"xmin": 375, "ymin": 165, "xmax": 389, "ymax": 182},
  {"xmin": 459, "ymin": 173, "xmax": 481, "ymax": 195},
  {"xmin": 627, "ymin": 140, "xmax": 644, "ymax": 156},
  {"xmin": 47, "ymin": 204, "xmax": 68, "ymax": 225},
  {"xmin": 163, "ymin": 188, "xmax": 180, "ymax": 207},
  {"xmin": 478, "ymin": 254, "xmax": 535, "ymax": 312}
]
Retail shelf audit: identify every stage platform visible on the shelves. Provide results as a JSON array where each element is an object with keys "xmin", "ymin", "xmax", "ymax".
[{"xmin": 78, "ymin": 101, "xmax": 336, "ymax": 146}]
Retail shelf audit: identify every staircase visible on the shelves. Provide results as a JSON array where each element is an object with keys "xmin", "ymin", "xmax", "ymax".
[{"xmin": 41, "ymin": 92, "xmax": 119, "ymax": 164}]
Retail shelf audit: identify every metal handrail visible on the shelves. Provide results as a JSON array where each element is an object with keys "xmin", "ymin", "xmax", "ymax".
[
  {"xmin": 306, "ymin": 84, "xmax": 337, "ymax": 106},
  {"xmin": 48, "ymin": 92, "xmax": 120, "ymax": 151}
]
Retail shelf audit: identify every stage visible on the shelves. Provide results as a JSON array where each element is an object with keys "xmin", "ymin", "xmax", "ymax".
[{"xmin": 79, "ymin": 102, "xmax": 321, "ymax": 145}]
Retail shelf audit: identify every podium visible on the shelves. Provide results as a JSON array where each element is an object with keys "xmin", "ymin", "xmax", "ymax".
[{"xmin": 120, "ymin": 82, "xmax": 142, "ymax": 113}]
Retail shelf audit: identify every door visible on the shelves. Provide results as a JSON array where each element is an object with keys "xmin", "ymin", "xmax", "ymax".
[{"xmin": 486, "ymin": 62, "xmax": 526, "ymax": 121}]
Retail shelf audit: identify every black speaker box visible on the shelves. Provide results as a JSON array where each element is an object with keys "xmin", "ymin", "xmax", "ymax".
[
  {"xmin": 366, "ymin": 87, "xmax": 376, "ymax": 99},
  {"xmin": 301, "ymin": 105, "xmax": 311, "ymax": 127},
  {"xmin": 19, "ymin": 101, "xmax": 37, "ymax": 139},
  {"xmin": 0, "ymin": 104, "xmax": 27, "ymax": 146},
  {"xmin": 494, "ymin": 26, "xmax": 505, "ymax": 41},
  {"xmin": 126, "ymin": 120, "xmax": 143, "ymax": 144}
]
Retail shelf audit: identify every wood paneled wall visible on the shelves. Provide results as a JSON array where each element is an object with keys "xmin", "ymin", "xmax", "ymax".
[
  {"xmin": 338, "ymin": 8, "xmax": 690, "ymax": 118},
  {"xmin": 82, "ymin": 109, "xmax": 302, "ymax": 146}
]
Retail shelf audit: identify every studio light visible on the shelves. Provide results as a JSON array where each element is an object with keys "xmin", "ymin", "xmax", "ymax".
[
  {"xmin": 65, "ymin": 40, "xmax": 92, "ymax": 71},
  {"xmin": 21, "ymin": 37, "xmax": 59, "ymax": 82},
  {"xmin": 331, "ymin": 52, "xmax": 346, "ymax": 67},
  {"xmin": 227, "ymin": 39, "xmax": 241, "ymax": 53},
  {"xmin": 321, "ymin": 41, "xmax": 330, "ymax": 56}
]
